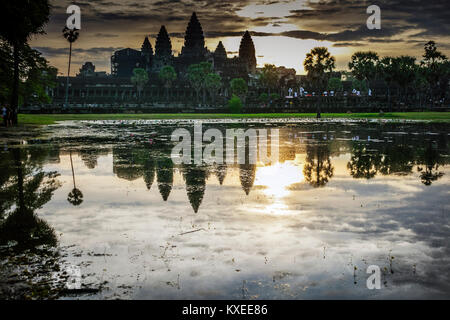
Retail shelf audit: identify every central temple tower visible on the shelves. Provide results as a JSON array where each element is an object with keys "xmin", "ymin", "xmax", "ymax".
[{"xmin": 180, "ymin": 12, "xmax": 207, "ymax": 65}]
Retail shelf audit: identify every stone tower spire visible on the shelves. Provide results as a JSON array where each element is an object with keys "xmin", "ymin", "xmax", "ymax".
[
  {"xmin": 239, "ymin": 31, "xmax": 257, "ymax": 73},
  {"xmin": 141, "ymin": 36, "xmax": 153, "ymax": 55},
  {"xmin": 141, "ymin": 36, "xmax": 153, "ymax": 71},
  {"xmin": 155, "ymin": 25, "xmax": 172, "ymax": 57},
  {"xmin": 214, "ymin": 41, "xmax": 227, "ymax": 60},
  {"xmin": 181, "ymin": 12, "xmax": 207, "ymax": 60}
]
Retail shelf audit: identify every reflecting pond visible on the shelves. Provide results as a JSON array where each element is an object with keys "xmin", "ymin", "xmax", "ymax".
[{"xmin": 1, "ymin": 120, "xmax": 449, "ymax": 299}]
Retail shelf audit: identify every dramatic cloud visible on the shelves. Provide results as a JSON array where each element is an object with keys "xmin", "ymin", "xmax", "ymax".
[{"xmin": 29, "ymin": 0, "xmax": 450, "ymax": 74}]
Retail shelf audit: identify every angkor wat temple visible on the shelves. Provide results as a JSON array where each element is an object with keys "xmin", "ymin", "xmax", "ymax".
[
  {"xmin": 50, "ymin": 12, "xmax": 257, "ymax": 107},
  {"xmin": 111, "ymin": 12, "xmax": 256, "ymax": 80}
]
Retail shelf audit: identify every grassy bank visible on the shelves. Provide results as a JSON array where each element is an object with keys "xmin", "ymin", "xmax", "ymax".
[{"xmin": 17, "ymin": 112, "xmax": 450, "ymax": 125}]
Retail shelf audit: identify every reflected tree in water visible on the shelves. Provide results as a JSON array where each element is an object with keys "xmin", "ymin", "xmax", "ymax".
[
  {"xmin": 0, "ymin": 148, "xmax": 60, "ymax": 250},
  {"xmin": 182, "ymin": 164, "xmax": 208, "ymax": 213},
  {"xmin": 379, "ymin": 145, "xmax": 414, "ymax": 176},
  {"xmin": 67, "ymin": 151, "xmax": 83, "ymax": 206},
  {"xmin": 417, "ymin": 142, "xmax": 445, "ymax": 186},
  {"xmin": 347, "ymin": 143, "xmax": 381, "ymax": 179},
  {"xmin": 303, "ymin": 144, "xmax": 334, "ymax": 187},
  {"xmin": 0, "ymin": 147, "xmax": 65, "ymax": 299}
]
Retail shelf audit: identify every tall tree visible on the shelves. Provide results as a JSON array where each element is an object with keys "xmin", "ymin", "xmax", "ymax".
[
  {"xmin": 0, "ymin": 42, "xmax": 57, "ymax": 107},
  {"xmin": 421, "ymin": 41, "xmax": 449, "ymax": 103},
  {"xmin": 158, "ymin": 65, "xmax": 177, "ymax": 102},
  {"xmin": 303, "ymin": 47, "xmax": 335, "ymax": 118},
  {"xmin": 187, "ymin": 62, "xmax": 212, "ymax": 105},
  {"xmin": 131, "ymin": 68, "xmax": 149, "ymax": 103},
  {"xmin": 67, "ymin": 151, "xmax": 83, "ymax": 206},
  {"xmin": 378, "ymin": 57, "xmax": 397, "ymax": 111},
  {"xmin": 62, "ymin": 26, "xmax": 80, "ymax": 108},
  {"xmin": 259, "ymin": 64, "xmax": 278, "ymax": 95},
  {"xmin": 327, "ymin": 77, "xmax": 343, "ymax": 93},
  {"xmin": 205, "ymin": 73, "xmax": 222, "ymax": 106},
  {"xmin": 0, "ymin": 0, "xmax": 51, "ymax": 124},
  {"xmin": 392, "ymin": 56, "xmax": 418, "ymax": 106},
  {"xmin": 230, "ymin": 78, "xmax": 248, "ymax": 102},
  {"xmin": 348, "ymin": 51, "xmax": 379, "ymax": 94}
]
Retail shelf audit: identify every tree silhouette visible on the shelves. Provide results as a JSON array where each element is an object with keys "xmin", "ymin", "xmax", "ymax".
[
  {"xmin": 67, "ymin": 151, "xmax": 83, "ymax": 206},
  {"xmin": 62, "ymin": 26, "xmax": 80, "ymax": 107},
  {"xmin": 303, "ymin": 47, "xmax": 335, "ymax": 118},
  {"xmin": 131, "ymin": 68, "xmax": 149, "ymax": 103},
  {"xmin": 347, "ymin": 144, "xmax": 382, "ymax": 179},
  {"xmin": 0, "ymin": 0, "xmax": 51, "ymax": 124},
  {"xmin": 420, "ymin": 41, "xmax": 449, "ymax": 102},
  {"xmin": 205, "ymin": 72, "xmax": 222, "ymax": 105},
  {"xmin": 348, "ymin": 51, "xmax": 379, "ymax": 94},
  {"xmin": 0, "ymin": 148, "xmax": 60, "ymax": 250},
  {"xmin": 379, "ymin": 145, "xmax": 414, "ymax": 176},
  {"xmin": 417, "ymin": 142, "xmax": 445, "ymax": 186},
  {"xmin": 159, "ymin": 65, "xmax": 177, "ymax": 102},
  {"xmin": 259, "ymin": 64, "xmax": 278, "ymax": 96},
  {"xmin": 303, "ymin": 144, "xmax": 334, "ymax": 187}
]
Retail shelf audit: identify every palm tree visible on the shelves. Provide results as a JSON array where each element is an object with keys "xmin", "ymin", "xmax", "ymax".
[
  {"xmin": 158, "ymin": 65, "xmax": 177, "ymax": 102},
  {"xmin": 420, "ymin": 41, "xmax": 449, "ymax": 104},
  {"xmin": 378, "ymin": 57, "xmax": 396, "ymax": 111},
  {"xmin": 392, "ymin": 56, "xmax": 418, "ymax": 107},
  {"xmin": 303, "ymin": 47, "xmax": 335, "ymax": 118},
  {"xmin": 205, "ymin": 73, "xmax": 222, "ymax": 106},
  {"xmin": 187, "ymin": 62, "xmax": 212, "ymax": 105},
  {"xmin": 68, "ymin": 151, "xmax": 83, "ymax": 206},
  {"xmin": 347, "ymin": 144, "xmax": 382, "ymax": 179},
  {"xmin": 131, "ymin": 68, "xmax": 149, "ymax": 104},
  {"xmin": 1, "ymin": 0, "xmax": 51, "ymax": 125},
  {"xmin": 348, "ymin": 51, "xmax": 379, "ymax": 95},
  {"xmin": 259, "ymin": 64, "xmax": 278, "ymax": 96},
  {"xmin": 62, "ymin": 27, "xmax": 80, "ymax": 108},
  {"xmin": 230, "ymin": 78, "xmax": 248, "ymax": 103},
  {"xmin": 303, "ymin": 144, "xmax": 334, "ymax": 187}
]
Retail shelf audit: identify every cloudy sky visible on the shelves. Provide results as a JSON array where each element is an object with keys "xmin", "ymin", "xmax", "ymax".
[{"xmin": 30, "ymin": 0, "xmax": 450, "ymax": 75}]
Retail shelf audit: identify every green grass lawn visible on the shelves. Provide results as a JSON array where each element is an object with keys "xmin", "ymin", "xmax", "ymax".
[{"xmin": 17, "ymin": 112, "xmax": 450, "ymax": 125}]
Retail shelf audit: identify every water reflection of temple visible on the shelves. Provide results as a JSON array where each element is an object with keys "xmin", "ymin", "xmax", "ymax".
[{"xmin": 8, "ymin": 123, "xmax": 448, "ymax": 213}]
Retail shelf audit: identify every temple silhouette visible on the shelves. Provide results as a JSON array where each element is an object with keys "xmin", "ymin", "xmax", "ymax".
[
  {"xmin": 111, "ymin": 12, "xmax": 256, "ymax": 79},
  {"xmin": 51, "ymin": 12, "xmax": 260, "ymax": 107}
]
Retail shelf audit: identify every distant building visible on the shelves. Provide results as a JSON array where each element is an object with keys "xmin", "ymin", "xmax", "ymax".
[
  {"xmin": 111, "ymin": 48, "xmax": 144, "ymax": 77},
  {"xmin": 78, "ymin": 62, "xmax": 108, "ymax": 78}
]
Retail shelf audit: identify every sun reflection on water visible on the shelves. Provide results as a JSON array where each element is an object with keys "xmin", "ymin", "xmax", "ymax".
[{"xmin": 254, "ymin": 161, "xmax": 304, "ymax": 215}]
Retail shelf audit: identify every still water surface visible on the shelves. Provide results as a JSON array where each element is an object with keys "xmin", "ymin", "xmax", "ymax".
[{"xmin": 0, "ymin": 120, "xmax": 449, "ymax": 299}]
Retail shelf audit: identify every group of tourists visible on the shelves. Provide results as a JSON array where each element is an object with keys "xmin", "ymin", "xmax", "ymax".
[{"xmin": 1, "ymin": 104, "xmax": 13, "ymax": 127}]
